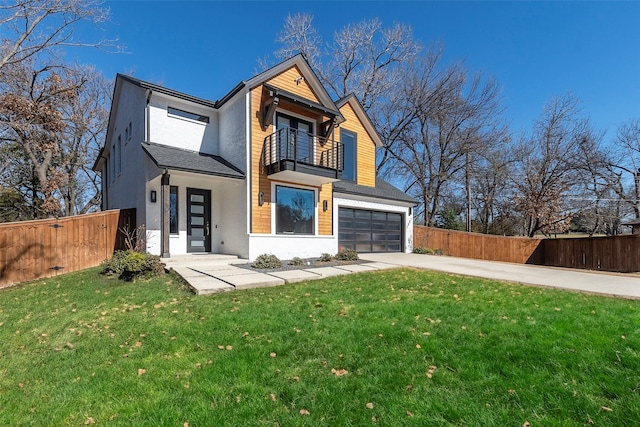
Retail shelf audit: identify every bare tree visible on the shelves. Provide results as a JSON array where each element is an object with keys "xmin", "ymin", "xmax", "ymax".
[
  {"xmin": 58, "ymin": 65, "xmax": 109, "ymax": 215},
  {"xmin": 610, "ymin": 118, "xmax": 640, "ymax": 220},
  {"xmin": 0, "ymin": 59, "xmax": 77, "ymax": 216},
  {"xmin": 274, "ymin": 13, "xmax": 323, "ymax": 71},
  {"xmin": 570, "ymin": 131, "xmax": 623, "ymax": 235},
  {"xmin": 0, "ymin": 58, "xmax": 107, "ymax": 218},
  {"xmin": 511, "ymin": 94, "xmax": 595, "ymax": 237},
  {"xmin": 390, "ymin": 59, "xmax": 506, "ymax": 226},
  {"xmin": 0, "ymin": 0, "xmax": 116, "ymax": 71},
  {"xmin": 274, "ymin": 14, "xmax": 420, "ymax": 113},
  {"xmin": 470, "ymin": 148, "xmax": 514, "ymax": 234}
]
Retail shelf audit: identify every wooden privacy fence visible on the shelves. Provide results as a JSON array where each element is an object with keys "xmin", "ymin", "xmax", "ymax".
[
  {"xmin": 543, "ymin": 234, "xmax": 640, "ymax": 273},
  {"xmin": 0, "ymin": 209, "xmax": 135, "ymax": 288},
  {"xmin": 414, "ymin": 226, "xmax": 544, "ymax": 264},
  {"xmin": 414, "ymin": 226, "xmax": 640, "ymax": 272}
]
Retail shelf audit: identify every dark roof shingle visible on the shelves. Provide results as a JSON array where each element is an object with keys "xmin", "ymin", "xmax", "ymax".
[
  {"xmin": 333, "ymin": 177, "xmax": 416, "ymax": 204},
  {"xmin": 142, "ymin": 143, "xmax": 244, "ymax": 179}
]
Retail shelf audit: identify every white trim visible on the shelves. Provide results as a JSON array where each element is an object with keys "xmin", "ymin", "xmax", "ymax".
[
  {"xmin": 333, "ymin": 196, "xmax": 414, "ymax": 253},
  {"xmin": 246, "ymin": 91, "xmax": 252, "ymax": 236},
  {"xmin": 333, "ymin": 191, "xmax": 415, "ymax": 208}
]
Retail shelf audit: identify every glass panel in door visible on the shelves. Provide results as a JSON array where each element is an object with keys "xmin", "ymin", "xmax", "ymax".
[{"xmin": 187, "ymin": 188, "xmax": 211, "ymax": 253}]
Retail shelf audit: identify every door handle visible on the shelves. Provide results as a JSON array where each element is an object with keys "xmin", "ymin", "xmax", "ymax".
[{"xmin": 205, "ymin": 222, "xmax": 210, "ymax": 236}]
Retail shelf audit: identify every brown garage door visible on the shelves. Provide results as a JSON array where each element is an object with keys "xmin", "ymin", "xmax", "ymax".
[{"xmin": 338, "ymin": 208, "xmax": 403, "ymax": 253}]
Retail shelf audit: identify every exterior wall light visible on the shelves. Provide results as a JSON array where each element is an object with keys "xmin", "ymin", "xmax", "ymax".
[
  {"xmin": 258, "ymin": 192, "xmax": 264, "ymax": 206},
  {"xmin": 323, "ymin": 200, "xmax": 328, "ymax": 211},
  {"xmin": 150, "ymin": 190, "xmax": 157, "ymax": 203}
]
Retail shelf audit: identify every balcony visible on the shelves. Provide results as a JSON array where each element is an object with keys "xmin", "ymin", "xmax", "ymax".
[{"xmin": 263, "ymin": 127, "xmax": 343, "ymax": 186}]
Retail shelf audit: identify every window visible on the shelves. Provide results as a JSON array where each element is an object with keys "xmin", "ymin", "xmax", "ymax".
[
  {"xmin": 341, "ymin": 129, "xmax": 356, "ymax": 181},
  {"xmin": 110, "ymin": 146, "xmax": 115, "ymax": 182},
  {"xmin": 170, "ymin": 186, "xmax": 178, "ymax": 234},
  {"xmin": 168, "ymin": 106, "xmax": 209, "ymax": 124},
  {"xmin": 276, "ymin": 186, "xmax": 315, "ymax": 235},
  {"xmin": 116, "ymin": 135, "xmax": 122, "ymax": 176},
  {"xmin": 127, "ymin": 121, "xmax": 132, "ymax": 141},
  {"xmin": 107, "ymin": 154, "xmax": 113, "ymax": 184}
]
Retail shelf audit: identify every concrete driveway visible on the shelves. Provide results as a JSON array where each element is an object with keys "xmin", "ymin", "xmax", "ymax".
[{"xmin": 360, "ymin": 253, "xmax": 640, "ymax": 299}]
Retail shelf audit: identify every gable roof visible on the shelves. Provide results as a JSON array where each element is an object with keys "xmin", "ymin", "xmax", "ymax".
[
  {"xmin": 141, "ymin": 143, "xmax": 245, "ymax": 179},
  {"xmin": 333, "ymin": 177, "xmax": 417, "ymax": 205},
  {"xmin": 216, "ymin": 54, "xmax": 343, "ymax": 122},
  {"xmin": 336, "ymin": 94, "xmax": 384, "ymax": 148}
]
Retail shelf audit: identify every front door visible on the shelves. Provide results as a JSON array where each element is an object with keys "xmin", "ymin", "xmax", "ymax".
[
  {"xmin": 187, "ymin": 188, "xmax": 211, "ymax": 253},
  {"xmin": 277, "ymin": 113, "xmax": 313, "ymax": 163}
]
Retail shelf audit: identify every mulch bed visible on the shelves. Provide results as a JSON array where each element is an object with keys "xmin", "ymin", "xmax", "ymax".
[{"xmin": 234, "ymin": 258, "xmax": 368, "ymax": 273}]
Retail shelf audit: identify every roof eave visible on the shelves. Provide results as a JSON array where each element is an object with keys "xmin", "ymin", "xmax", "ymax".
[{"xmin": 336, "ymin": 94, "xmax": 384, "ymax": 147}]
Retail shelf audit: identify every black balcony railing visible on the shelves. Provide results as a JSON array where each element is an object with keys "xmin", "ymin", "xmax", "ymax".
[{"xmin": 263, "ymin": 127, "xmax": 343, "ymax": 179}]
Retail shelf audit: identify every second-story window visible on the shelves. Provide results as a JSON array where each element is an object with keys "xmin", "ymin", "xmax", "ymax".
[
  {"xmin": 276, "ymin": 113, "xmax": 313, "ymax": 163},
  {"xmin": 116, "ymin": 135, "xmax": 122, "ymax": 176},
  {"xmin": 125, "ymin": 121, "xmax": 132, "ymax": 142},
  {"xmin": 341, "ymin": 129, "xmax": 357, "ymax": 181},
  {"xmin": 168, "ymin": 106, "xmax": 209, "ymax": 124}
]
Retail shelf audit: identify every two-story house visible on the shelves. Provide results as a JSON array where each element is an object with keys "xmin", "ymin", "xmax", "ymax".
[{"xmin": 94, "ymin": 55, "xmax": 415, "ymax": 260}]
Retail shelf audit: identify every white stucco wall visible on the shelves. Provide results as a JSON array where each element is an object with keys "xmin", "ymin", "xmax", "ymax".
[
  {"xmin": 104, "ymin": 81, "xmax": 150, "ymax": 230},
  {"xmin": 217, "ymin": 179, "xmax": 249, "ymax": 258},
  {"xmin": 217, "ymin": 93, "xmax": 247, "ymax": 173},
  {"xmin": 148, "ymin": 94, "xmax": 219, "ymax": 155}
]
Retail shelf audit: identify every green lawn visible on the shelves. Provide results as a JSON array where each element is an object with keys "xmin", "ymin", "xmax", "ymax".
[{"xmin": 1, "ymin": 267, "xmax": 639, "ymax": 426}]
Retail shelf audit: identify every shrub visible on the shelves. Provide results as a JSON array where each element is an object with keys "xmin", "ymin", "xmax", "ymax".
[
  {"xmin": 253, "ymin": 254, "xmax": 282, "ymax": 269},
  {"xmin": 413, "ymin": 247, "xmax": 443, "ymax": 255},
  {"xmin": 335, "ymin": 248, "xmax": 358, "ymax": 261},
  {"xmin": 101, "ymin": 250, "xmax": 165, "ymax": 281},
  {"xmin": 289, "ymin": 257, "xmax": 305, "ymax": 267},
  {"xmin": 319, "ymin": 253, "xmax": 334, "ymax": 262}
]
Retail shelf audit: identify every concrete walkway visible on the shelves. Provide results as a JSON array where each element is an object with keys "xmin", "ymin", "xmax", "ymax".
[
  {"xmin": 360, "ymin": 253, "xmax": 640, "ymax": 299},
  {"xmin": 161, "ymin": 254, "xmax": 398, "ymax": 295},
  {"xmin": 162, "ymin": 253, "xmax": 639, "ymax": 299}
]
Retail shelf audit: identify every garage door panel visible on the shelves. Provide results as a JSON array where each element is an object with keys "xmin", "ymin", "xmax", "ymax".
[
  {"xmin": 339, "ymin": 232, "xmax": 355, "ymax": 240},
  {"xmin": 339, "ymin": 219, "xmax": 353, "ymax": 228},
  {"xmin": 338, "ymin": 207, "xmax": 403, "ymax": 253}
]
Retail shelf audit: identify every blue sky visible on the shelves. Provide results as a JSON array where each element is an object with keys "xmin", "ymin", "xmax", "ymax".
[{"xmin": 72, "ymin": 1, "xmax": 640, "ymax": 137}]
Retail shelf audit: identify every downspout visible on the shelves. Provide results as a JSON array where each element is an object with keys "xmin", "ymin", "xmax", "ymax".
[{"xmin": 145, "ymin": 89, "xmax": 152, "ymax": 142}]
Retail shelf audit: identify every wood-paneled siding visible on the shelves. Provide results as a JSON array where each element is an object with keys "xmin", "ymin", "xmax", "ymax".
[
  {"xmin": 250, "ymin": 66, "xmax": 336, "ymax": 235},
  {"xmin": 338, "ymin": 102, "xmax": 376, "ymax": 187},
  {"xmin": 250, "ymin": 86, "xmax": 272, "ymax": 233},
  {"xmin": 266, "ymin": 65, "xmax": 320, "ymax": 101},
  {"xmin": 0, "ymin": 209, "xmax": 135, "ymax": 288},
  {"xmin": 318, "ymin": 183, "xmax": 333, "ymax": 235}
]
